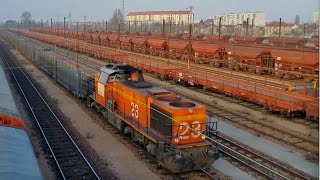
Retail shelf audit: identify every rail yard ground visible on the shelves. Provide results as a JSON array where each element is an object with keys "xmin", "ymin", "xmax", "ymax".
[
  {"xmin": 0, "ymin": 1, "xmax": 319, "ymax": 179},
  {"xmin": 5, "ymin": 43, "xmax": 165, "ymax": 179},
  {"xmin": 2, "ymin": 31, "xmax": 318, "ymax": 179}
]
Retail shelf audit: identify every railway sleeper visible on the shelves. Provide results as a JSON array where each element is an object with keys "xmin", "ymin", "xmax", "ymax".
[{"xmin": 54, "ymin": 148, "xmax": 79, "ymax": 155}]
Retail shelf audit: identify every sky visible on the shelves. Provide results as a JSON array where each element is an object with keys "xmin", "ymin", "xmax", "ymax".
[{"xmin": 0, "ymin": 0, "xmax": 318, "ymax": 23}]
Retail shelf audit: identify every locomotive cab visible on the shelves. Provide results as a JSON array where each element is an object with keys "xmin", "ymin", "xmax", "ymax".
[{"xmin": 90, "ymin": 63, "xmax": 219, "ymax": 173}]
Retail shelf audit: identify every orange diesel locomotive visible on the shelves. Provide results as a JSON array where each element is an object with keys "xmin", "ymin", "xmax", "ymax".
[{"xmin": 88, "ymin": 64, "xmax": 219, "ymax": 172}]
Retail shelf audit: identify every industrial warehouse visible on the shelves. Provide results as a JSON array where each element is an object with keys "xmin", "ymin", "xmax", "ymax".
[{"xmin": 0, "ymin": 0, "xmax": 319, "ymax": 179}]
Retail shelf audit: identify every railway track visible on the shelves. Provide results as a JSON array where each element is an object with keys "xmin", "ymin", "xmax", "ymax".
[
  {"xmin": 201, "ymin": 168, "xmax": 220, "ymax": 180},
  {"xmin": 6, "ymin": 38, "xmax": 225, "ymax": 180},
  {"xmin": 93, "ymin": 42, "xmax": 296, "ymax": 90},
  {"xmin": 0, "ymin": 42, "xmax": 100, "ymax": 180},
  {"xmin": 19, "ymin": 31, "xmax": 303, "ymax": 90},
  {"xmin": 201, "ymin": 132, "xmax": 314, "ymax": 180},
  {"xmin": 23, "ymin": 36, "xmax": 319, "ymax": 154},
  {"xmin": 5, "ymin": 36, "xmax": 318, "ymax": 179},
  {"xmin": 206, "ymin": 103, "xmax": 319, "ymax": 155},
  {"xmin": 213, "ymin": 134, "xmax": 312, "ymax": 180}
]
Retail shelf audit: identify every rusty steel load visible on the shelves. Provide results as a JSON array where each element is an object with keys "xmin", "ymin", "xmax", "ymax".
[
  {"xmin": 9, "ymin": 29, "xmax": 319, "ymax": 120},
  {"xmin": 29, "ymin": 27, "xmax": 319, "ymax": 80}
]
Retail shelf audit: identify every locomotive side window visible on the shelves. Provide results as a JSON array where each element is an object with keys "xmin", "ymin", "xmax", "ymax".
[{"xmin": 99, "ymin": 72, "xmax": 108, "ymax": 83}]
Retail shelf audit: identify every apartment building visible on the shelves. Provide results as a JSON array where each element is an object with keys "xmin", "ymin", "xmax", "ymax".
[
  {"xmin": 127, "ymin": 10, "xmax": 193, "ymax": 24},
  {"xmin": 213, "ymin": 12, "xmax": 266, "ymax": 27}
]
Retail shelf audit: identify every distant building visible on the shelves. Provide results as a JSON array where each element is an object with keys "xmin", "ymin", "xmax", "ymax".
[
  {"xmin": 313, "ymin": 11, "xmax": 319, "ymax": 24},
  {"xmin": 264, "ymin": 22, "xmax": 299, "ymax": 36},
  {"xmin": 295, "ymin": 15, "xmax": 300, "ymax": 24},
  {"xmin": 126, "ymin": 10, "xmax": 193, "ymax": 24},
  {"xmin": 213, "ymin": 12, "xmax": 266, "ymax": 27}
]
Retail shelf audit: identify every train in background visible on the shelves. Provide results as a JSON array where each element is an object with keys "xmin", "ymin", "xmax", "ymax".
[
  {"xmin": 1, "ymin": 29, "xmax": 220, "ymax": 172},
  {"xmin": 2, "ymin": 34, "xmax": 220, "ymax": 172},
  {"xmin": 7, "ymin": 29, "xmax": 318, "ymax": 120},
  {"xmin": 34, "ymin": 28, "xmax": 318, "ymax": 80}
]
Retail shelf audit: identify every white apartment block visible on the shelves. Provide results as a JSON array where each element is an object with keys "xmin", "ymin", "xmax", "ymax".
[
  {"xmin": 313, "ymin": 11, "xmax": 319, "ymax": 24},
  {"xmin": 127, "ymin": 11, "xmax": 193, "ymax": 24},
  {"xmin": 213, "ymin": 12, "xmax": 266, "ymax": 27}
]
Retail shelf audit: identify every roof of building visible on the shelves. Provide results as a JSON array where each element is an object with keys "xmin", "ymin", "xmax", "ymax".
[
  {"xmin": 266, "ymin": 22, "xmax": 297, "ymax": 27},
  {"xmin": 127, "ymin": 10, "xmax": 191, "ymax": 16},
  {"xmin": 0, "ymin": 126, "xmax": 42, "ymax": 180},
  {"xmin": 0, "ymin": 65, "xmax": 19, "ymax": 118}
]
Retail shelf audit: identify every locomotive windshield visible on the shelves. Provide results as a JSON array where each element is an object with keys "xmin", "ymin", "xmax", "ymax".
[{"xmin": 99, "ymin": 72, "xmax": 108, "ymax": 83}]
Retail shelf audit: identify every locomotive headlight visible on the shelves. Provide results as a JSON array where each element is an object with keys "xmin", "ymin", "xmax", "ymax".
[
  {"xmin": 201, "ymin": 134, "xmax": 206, "ymax": 140},
  {"xmin": 174, "ymin": 137, "xmax": 180, "ymax": 143}
]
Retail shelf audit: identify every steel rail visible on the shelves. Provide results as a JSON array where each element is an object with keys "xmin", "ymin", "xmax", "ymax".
[
  {"xmin": 0, "ymin": 42, "xmax": 100, "ymax": 180},
  {"xmin": 20, "ymin": 31, "xmax": 306, "ymax": 88},
  {"xmin": 201, "ymin": 168, "xmax": 219, "ymax": 180},
  {"xmin": 206, "ymin": 104, "xmax": 318, "ymax": 151},
  {"xmin": 5, "ymin": 35, "xmax": 316, "ymax": 180},
  {"xmin": 215, "ymin": 134, "xmax": 312, "ymax": 180},
  {"xmin": 29, "ymin": 39, "xmax": 312, "ymax": 180}
]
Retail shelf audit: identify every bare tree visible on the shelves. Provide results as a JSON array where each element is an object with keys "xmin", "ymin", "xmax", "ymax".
[
  {"xmin": 21, "ymin": 11, "xmax": 32, "ymax": 28},
  {"xmin": 109, "ymin": 8, "xmax": 124, "ymax": 26},
  {"xmin": 4, "ymin": 20, "xmax": 17, "ymax": 28}
]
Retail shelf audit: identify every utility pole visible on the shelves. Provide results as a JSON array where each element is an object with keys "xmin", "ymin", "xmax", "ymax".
[
  {"xmin": 152, "ymin": 21, "xmax": 155, "ymax": 33},
  {"xmin": 246, "ymin": 18, "xmax": 249, "ymax": 37},
  {"xmin": 169, "ymin": 18, "xmax": 172, "ymax": 33},
  {"xmin": 128, "ymin": 21, "xmax": 131, "ymax": 33},
  {"xmin": 76, "ymin": 22, "xmax": 79, "ymax": 69},
  {"xmin": 187, "ymin": 24, "xmax": 192, "ymax": 69},
  {"xmin": 251, "ymin": 19, "xmax": 254, "ymax": 37},
  {"xmin": 186, "ymin": 5, "xmax": 194, "ymax": 69},
  {"xmin": 118, "ymin": 22, "xmax": 121, "ymax": 51},
  {"xmin": 121, "ymin": 0, "xmax": 125, "ymax": 19},
  {"xmin": 84, "ymin": 16, "xmax": 86, "ymax": 32},
  {"xmin": 186, "ymin": 6, "xmax": 194, "ymax": 31},
  {"xmin": 76, "ymin": 21, "xmax": 80, "ymax": 98},
  {"xmin": 135, "ymin": 21, "xmax": 137, "ymax": 32},
  {"xmin": 218, "ymin": 17, "xmax": 222, "ymax": 38},
  {"xmin": 279, "ymin": 18, "xmax": 282, "ymax": 38},
  {"xmin": 181, "ymin": 20, "xmax": 184, "ymax": 33},
  {"xmin": 50, "ymin": 18, "xmax": 52, "ymax": 31},
  {"xmin": 162, "ymin": 19, "xmax": 165, "ymax": 35},
  {"xmin": 63, "ymin": 17, "xmax": 66, "ymax": 37},
  {"xmin": 106, "ymin": 20, "xmax": 108, "ymax": 31},
  {"xmin": 211, "ymin": 19, "xmax": 214, "ymax": 34}
]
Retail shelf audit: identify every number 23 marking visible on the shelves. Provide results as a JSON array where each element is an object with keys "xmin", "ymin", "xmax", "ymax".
[
  {"xmin": 131, "ymin": 102, "xmax": 139, "ymax": 119},
  {"xmin": 179, "ymin": 121, "xmax": 201, "ymax": 139}
]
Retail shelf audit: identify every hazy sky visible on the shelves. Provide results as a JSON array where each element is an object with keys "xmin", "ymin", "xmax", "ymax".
[{"xmin": 0, "ymin": 0, "xmax": 318, "ymax": 23}]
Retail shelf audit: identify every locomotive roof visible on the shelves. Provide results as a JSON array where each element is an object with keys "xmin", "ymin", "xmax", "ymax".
[
  {"xmin": 120, "ymin": 81, "xmax": 203, "ymax": 108},
  {"xmin": 101, "ymin": 64, "xmax": 139, "ymax": 75},
  {"xmin": 103, "ymin": 64, "xmax": 203, "ymax": 108}
]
